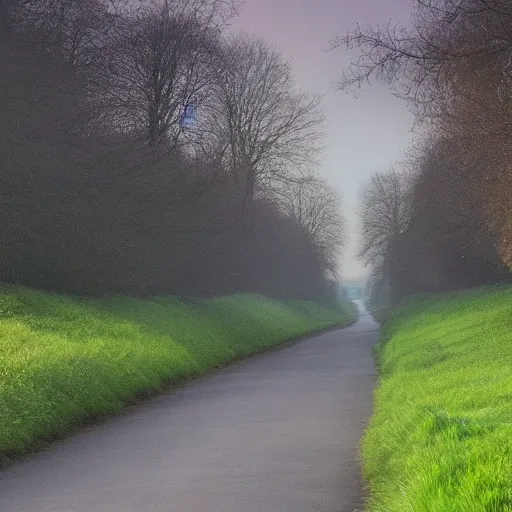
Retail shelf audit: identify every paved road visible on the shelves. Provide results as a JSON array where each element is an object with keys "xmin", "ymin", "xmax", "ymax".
[{"xmin": 1, "ymin": 304, "xmax": 379, "ymax": 512}]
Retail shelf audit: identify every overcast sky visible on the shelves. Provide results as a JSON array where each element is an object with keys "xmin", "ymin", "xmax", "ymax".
[{"xmin": 231, "ymin": 0, "xmax": 416, "ymax": 281}]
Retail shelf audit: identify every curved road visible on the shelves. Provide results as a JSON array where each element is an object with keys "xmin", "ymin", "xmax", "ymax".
[{"xmin": 1, "ymin": 304, "xmax": 379, "ymax": 512}]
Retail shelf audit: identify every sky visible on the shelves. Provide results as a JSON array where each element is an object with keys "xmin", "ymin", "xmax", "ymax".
[{"xmin": 231, "ymin": 0, "xmax": 416, "ymax": 281}]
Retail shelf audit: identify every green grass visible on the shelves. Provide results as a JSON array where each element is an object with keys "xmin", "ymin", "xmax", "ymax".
[
  {"xmin": 363, "ymin": 285, "xmax": 512, "ymax": 512},
  {"xmin": 0, "ymin": 286, "xmax": 356, "ymax": 462}
]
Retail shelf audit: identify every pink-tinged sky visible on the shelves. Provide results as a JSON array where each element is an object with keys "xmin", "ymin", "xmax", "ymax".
[{"xmin": 231, "ymin": 0, "xmax": 416, "ymax": 281}]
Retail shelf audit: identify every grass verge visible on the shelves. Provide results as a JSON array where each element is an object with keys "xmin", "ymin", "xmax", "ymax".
[
  {"xmin": 0, "ymin": 286, "xmax": 356, "ymax": 463},
  {"xmin": 363, "ymin": 285, "xmax": 512, "ymax": 512}
]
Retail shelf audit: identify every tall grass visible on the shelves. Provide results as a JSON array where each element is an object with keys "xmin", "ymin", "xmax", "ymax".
[
  {"xmin": 363, "ymin": 285, "xmax": 512, "ymax": 512},
  {"xmin": 0, "ymin": 286, "xmax": 355, "ymax": 462}
]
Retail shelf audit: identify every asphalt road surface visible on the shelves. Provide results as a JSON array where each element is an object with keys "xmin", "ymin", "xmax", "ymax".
[{"xmin": 1, "ymin": 303, "xmax": 379, "ymax": 512}]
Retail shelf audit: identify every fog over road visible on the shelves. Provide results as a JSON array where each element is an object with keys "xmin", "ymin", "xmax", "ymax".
[{"xmin": 1, "ymin": 304, "xmax": 379, "ymax": 512}]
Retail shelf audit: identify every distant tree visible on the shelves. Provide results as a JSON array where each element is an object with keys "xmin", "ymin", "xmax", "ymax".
[
  {"xmin": 333, "ymin": 0, "xmax": 512, "ymax": 270},
  {"xmin": 356, "ymin": 168, "xmax": 413, "ymax": 302},
  {"xmin": 278, "ymin": 176, "xmax": 345, "ymax": 278},
  {"xmin": 357, "ymin": 168, "xmax": 412, "ymax": 266},
  {"xmin": 201, "ymin": 34, "xmax": 325, "ymax": 208},
  {"xmin": 364, "ymin": 265, "xmax": 391, "ymax": 312}
]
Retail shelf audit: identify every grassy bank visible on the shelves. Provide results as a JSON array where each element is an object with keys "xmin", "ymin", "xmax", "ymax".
[
  {"xmin": 0, "ymin": 286, "xmax": 356, "ymax": 462},
  {"xmin": 363, "ymin": 285, "xmax": 512, "ymax": 511}
]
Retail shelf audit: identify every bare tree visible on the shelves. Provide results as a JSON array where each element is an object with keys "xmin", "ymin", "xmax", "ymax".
[
  {"xmin": 278, "ymin": 176, "xmax": 346, "ymax": 277},
  {"xmin": 334, "ymin": 0, "xmax": 512, "ymax": 270},
  {"xmin": 357, "ymin": 168, "xmax": 412, "ymax": 267},
  {"xmin": 201, "ymin": 34, "xmax": 325, "ymax": 207},
  {"xmin": 92, "ymin": 0, "xmax": 234, "ymax": 146},
  {"xmin": 332, "ymin": 0, "xmax": 512, "ymax": 114}
]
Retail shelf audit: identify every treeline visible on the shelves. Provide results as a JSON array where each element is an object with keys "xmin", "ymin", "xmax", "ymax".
[
  {"xmin": 337, "ymin": 0, "xmax": 512, "ymax": 307},
  {"xmin": 0, "ymin": 0, "xmax": 345, "ymax": 301}
]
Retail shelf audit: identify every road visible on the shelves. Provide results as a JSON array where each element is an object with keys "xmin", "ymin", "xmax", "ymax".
[{"xmin": 0, "ymin": 304, "xmax": 379, "ymax": 512}]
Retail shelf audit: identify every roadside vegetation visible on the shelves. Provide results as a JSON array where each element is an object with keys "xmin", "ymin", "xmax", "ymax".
[
  {"xmin": 0, "ymin": 0, "xmax": 352, "ymax": 478},
  {"xmin": 0, "ymin": 285, "xmax": 356, "ymax": 463},
  {"xmin": 0, "ymin": 0, "xmax": 345, "ymax": 303},
  {"xmin": 337, "ymin": 1, "xmax": 512, "ymax": 308},
  {"xmin": 362, "ymin": 285, "xmax": 512, "ymax": 512},
  {"xmin": 339, "ymin": 4, "xmax": 512, "ymax": 508}
]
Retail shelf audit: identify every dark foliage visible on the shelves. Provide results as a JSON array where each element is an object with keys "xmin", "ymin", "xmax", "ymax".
[{"xmin": 0, "ymin": 15, "xmax": 339, "ymax": 302}]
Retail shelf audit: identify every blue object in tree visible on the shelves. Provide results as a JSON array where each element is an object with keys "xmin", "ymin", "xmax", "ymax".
[{"xmin": 180, "ymin": 103, "xmax": 197, "ymax": 128}]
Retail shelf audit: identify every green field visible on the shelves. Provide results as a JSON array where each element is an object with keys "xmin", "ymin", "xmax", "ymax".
[
  {"xmin": 0, "ymin": 286, "xmax": 355, "ymax": 463},
  {"xmin": 363, "ymin": 285, "xmax": 512, "ymax": 511}
]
